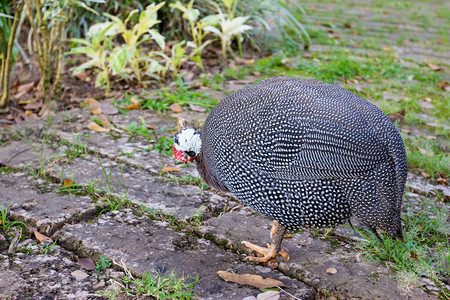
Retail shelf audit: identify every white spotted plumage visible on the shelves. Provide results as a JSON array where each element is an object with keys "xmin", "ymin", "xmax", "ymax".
[{"xmin": 188, "ymin": 77, "xmax": 407, "ymax": 238}]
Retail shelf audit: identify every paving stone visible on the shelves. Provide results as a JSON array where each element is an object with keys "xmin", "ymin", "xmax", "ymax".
[
  {"xmin": 0, "ymin": 173, "xmax": 96, "ymax": 235},
  {"xmin": 197, "ymin": 212, "xmax": 434, "ymax": 299},
  {"xmin": 55, "ymin": 212, "xmax": 315, "ymax": 299},
  {"xmin": 47, "ymin": 155, "xmax": 235, "ymax": 220}
]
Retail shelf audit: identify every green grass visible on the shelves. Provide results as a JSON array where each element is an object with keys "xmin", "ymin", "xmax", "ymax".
[
  {"xmin": 154, "ymin": 136, "xmax": 173, "ymax": 156},
  {"xmin": 0, "ymin": 203, "xmax": 27, "ymax": 245},
  {"xmin": 402, "ymin": 134, "xmax": 450, "ymax": 179},
  {"xmin": 114, "ymin": 80, "xmax": 218, "ymax": 114},
  {"xmin": 103, "ymin": 269, "xmax": 198, "ymax": 299},
  {"xmin": 352, "ymin": 200, "xmax": 449, "ymax": 293},
  {"xmin": 126, "ymin": 116, "xmax": 153, "ymax": 140}
]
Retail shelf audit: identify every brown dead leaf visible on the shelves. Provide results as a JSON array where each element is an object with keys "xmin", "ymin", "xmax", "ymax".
[
  {"xmin": 189, "ymin": 104, "xmax": 207, "ymax": 112},
  {"xmin": 344, "ymin": 23, "xmax": 352, "ymax": 28},
  {"xmin": 388, "ymin": 109, "xmax": 406, "ymax": 123},
  {"xmin": 23, "ymin": 101, "xmax": 43, "ymax": 110},
  {"xmin": 400, "ymin": 128, "xmax": 411, "ymax": 134},
  {"xmin": 161, "ymin": 167, "xmax": 181, "ymax": 173},
  {"xmin": 217, "ymin": 271, "xmax": 285, "ymax": 289},
  {"xmin": 88, "ymin": 122, "xmax": 110, "ymax": 132},
  {"xmin": 18, "ymin": 82, "xmax": 35, "ymax": 94},
  {"xmin": 124, "ymin": 97, "xmax": 139, "ymax": 110},
  {"xmin": 74, "ymin": 72, "xmax": 89, "ymax": 81},
  {"xmin": 328, "ymin": 33, "xmax": 340, "ymax": 39},
  {"xmin": 409, "ymin": 250, "xmax": 419, "ymax": 261},
  {"xmin": 34, "ymin": 230, "xmax": 53, "ymax": 243},
  {"xmin": 424, "ymin": 97, "xmax": 432, "ymax": 103},
  {"xmin": 85, "ymin": 98, "xmax": 102, "ymax": 115},
  {"xmin": 146, "ymin": 125, "xmax": 156, "ymax": 130},
  {"xmin": 437, "ymin": 177, "xmax": 448, "ymax": 185},
  {"xmin": 78, "ymin": 258, "xmax": 96, "ymax": 271},
  {"xmin": 326, "ymin": 267, "xmax": 337, "ymax": 274},
  {"xmin": 183, "ymin": 72, "xmax": 195, "ymax": 82},
  {"xmin": 170, "ymin": 104, "xmax": 183, "ymax": 113},
  {"xmin": 420, "ymin": 171, "xmax": 430, "ymax": 178},
  {"xmin": 437, "ymin": 81, "xmax": 450, "ymax": 91},
  {"xmin": 63, "ymin": 179, "xmax": 73, "ymax": 186},
  {"xmin": 428, "ymin": 63, "xmax": 441, "ymax": 71},
  {"xmin": 382, "ymin": 45, "xmax": 391, "ymax": 52},
  {"xmin": 98, "ymin": 114, "xmax": 112, "ymax": 128}
]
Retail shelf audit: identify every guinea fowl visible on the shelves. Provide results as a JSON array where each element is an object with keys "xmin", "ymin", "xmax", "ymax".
[{"xmin": 173, "ymin": 77, "xmax": 407, "ymax": 262}]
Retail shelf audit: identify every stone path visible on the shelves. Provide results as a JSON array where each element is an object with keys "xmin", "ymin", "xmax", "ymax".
[
  {"xmin": 1, "ymin": 0, "xmax": 449, "ymax": 298},
  {"xmin": 1, "ymin": 105, "xmax": 448, "ymax": 299}
]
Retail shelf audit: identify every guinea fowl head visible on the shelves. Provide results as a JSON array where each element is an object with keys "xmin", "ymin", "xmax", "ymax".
[{"xmin": 173, "ymin": 118, "xmax": 202, "ymax": 164}]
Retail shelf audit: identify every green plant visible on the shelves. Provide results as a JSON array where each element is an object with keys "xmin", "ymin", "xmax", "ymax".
[
  {"xmin": 352, "ymin": 201, "xmax": 449, "ymax": 291},
  {"xmin": 96, "ymin": 254, "xmax": 112, "ymax": 272},
  {"xmin": 17, "ymin": 112, "xmax": 54, "ymax": 177},
  {"xmin": 113, "ymin": 269, "xmax": 198, "ymax": 299},
  {"xmin": 68, "ymin": 22, "xmax": 115, "ymax": 96},
  {"xmin": 25, "ymin": 0, "xmax": 98, "ymax": 112},
  {"xmin": 61, "ymin": 135, "xmax": 89, "ymax": 159},
  {"xmin": 169, "ymin": 0, "xmax": 214, "ymax": 70},
  {"xmin": 203, "ymin": 5, "xmax": 253, "ymax": 58},
  {"xmin": 39, "ymin": 240, "xmax": 57, "ymax": 258},
  {"xmin": 0, "ymin": 1, "xmax": 23, "ymax": 112},
  {"xmin": 96, "ymin": 153, "xmax": 131, "ymax": 211},
  {"xmin": 154, "ymin": 136, "xmax": 173, "ymax": 156},
  {"xmin": 0, "ymin": 202, "xmax": 26, "ymax": 238},
  {"xmin": 70, "ymin": 2, "xmax": 168, "ymax": 94},
  {"xmin": 126, "ymin": 116, "xmax": 152, "ymax": 140},
  {"xmin": 102, "ymin": 2, "xmax": 166, "ymax": 82}
]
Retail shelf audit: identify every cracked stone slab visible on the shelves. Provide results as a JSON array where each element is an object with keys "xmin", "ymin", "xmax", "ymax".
[
  {"xmin": 54, "ymin": 211, "xmax": 315, "ymax": 299},
  {"xmin": 0, "ymin": 173, "xmax": 96, "ymax": 235},
  {"xmin": 47, "ymin": 155, "xmax": 236, "ymax": 220},
  {"xmin": 0, "ymin": 140, "xmax": 61, "ymax": 169},
  {"xmin": 197, "ymin": 211, "xmax": 434, "ymax": 299}
]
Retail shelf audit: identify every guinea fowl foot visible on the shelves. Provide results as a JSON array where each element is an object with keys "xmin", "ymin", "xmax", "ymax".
[
  {"xmin": 241, "ymin": 241, "xmax": 290, "ymax": 262},
  {"xmin": 242, "ymin": 221, "xmax": 290, "ymax": 262}
]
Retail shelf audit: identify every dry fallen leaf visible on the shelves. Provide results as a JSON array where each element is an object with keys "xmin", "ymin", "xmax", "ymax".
[
  {"xmin": 437, "ymin": 81, "xmax": 450, "ymax": 91},
  {"xmin": 424, "ymin": 97, "xmax": 432, "ymax": 103},
  {"xmin": 170, "ymin": 104, "xmax": 183, "ymax": 113},
  {"xmin": 326, "ymin": 267, "xmax": 337, "ymax": 275},
  {"xmin": 88, "ymin": 122, "xmax": 110, "ymax": 132},
  {"xmin": 63, "ymin": 179, "xmax": 73, "ymax": 186},
  {"xmin": 78, "ymin": 258, "xmax": 96, "ymax": 271},
  {"xmin": 437, "ymin": 177, "xmax": 448, "ymax": 185},
  {"xmin": 124, "ymin": 97, "xmax": 139, "ymax": 110},
  {"xmin": 428, "ymin": 63, "xmax": 441, "ymax": 71},
  {"xmin": 420, "ymin": 171, "xmax": 430, "ymax": 178},
  {"xmin": 217, "ymin": 271, "xmax": 285, "ymax": 289},
  {"xmin": 189, "ymin": 104, "xmax": 207, "ymax": 112},
  {"xmin": 161, "ymin": 167, "xmax": 181, "ymax": 173},
  {"xmin": 400, "ymin": 128, "xmax": 411, "ymax": 134},
  {"xmin": 98, "ymin": 114, "xmax": 112, "ymax": 128},
  {"xmin": 34, "ymin": 230, "xmax": 53, "ymax": 243},
  {"xmin": 425, "ymin": 135, "xmax": 437, "ymax": 140},
  {"xmin": 18, "ymin": 82, "xmax": 35, "ymax": 94},
  {"xmin": 85, "ymin": 98, "xmax": 102, "ymax": 115},
  {"xmin": 382, "ymin": 45, "xmax": 391, "ymax": 52},
  {"xmin": 388, "ymin": 109, "xmax": 406, "ymax": 123}
]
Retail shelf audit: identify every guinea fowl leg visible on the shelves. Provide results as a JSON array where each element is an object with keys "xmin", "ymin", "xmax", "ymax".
[{"xmin": 242, "ymin": 220, "xmax": 290, "ymax": 262}]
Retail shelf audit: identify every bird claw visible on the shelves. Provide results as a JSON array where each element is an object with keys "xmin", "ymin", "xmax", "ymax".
[{"xmin": 241, "ymin": 241, "xmax": 289, "ymax": 263}]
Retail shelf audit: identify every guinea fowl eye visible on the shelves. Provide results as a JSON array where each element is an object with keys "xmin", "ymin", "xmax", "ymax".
[{"xmin": 186, "ymin": 151, "xmax": 196, "ymax": 158}]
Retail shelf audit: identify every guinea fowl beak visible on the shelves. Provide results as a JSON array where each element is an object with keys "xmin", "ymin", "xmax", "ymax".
[{"xmin": 173, "ymin": 144, "xmax": 188, "ymax": 164}]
